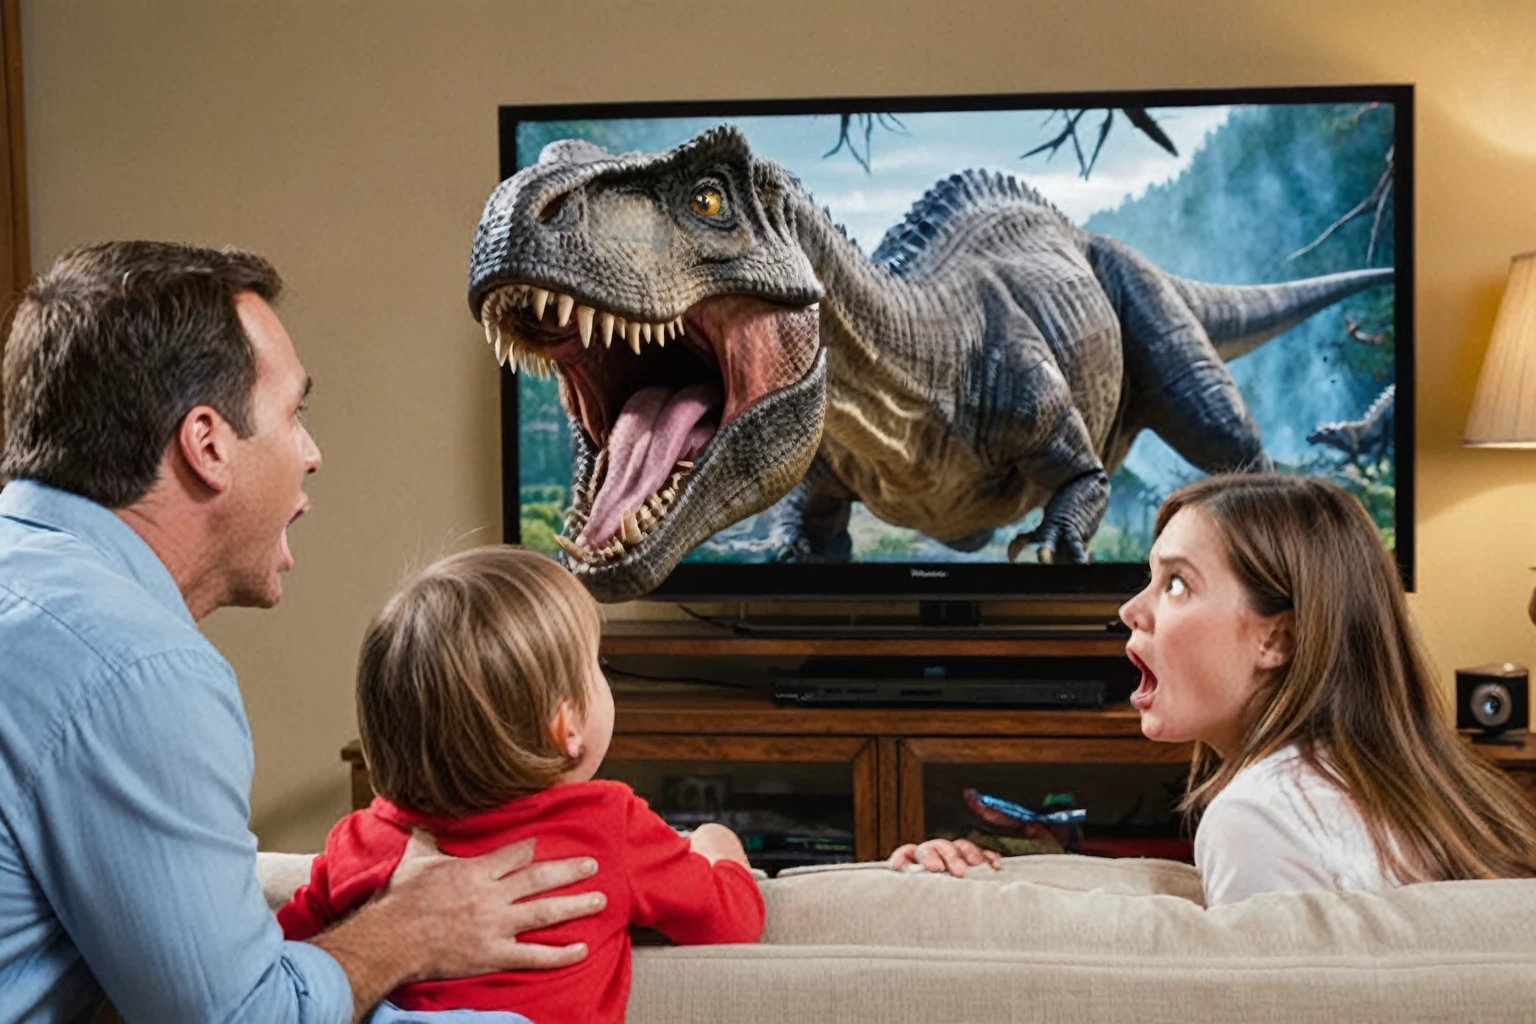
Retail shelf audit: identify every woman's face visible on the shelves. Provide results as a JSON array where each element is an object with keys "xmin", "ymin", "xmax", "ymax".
[{"xmin": 1117, "ymin": 506, "xmax": 1290, "ymax": 757}]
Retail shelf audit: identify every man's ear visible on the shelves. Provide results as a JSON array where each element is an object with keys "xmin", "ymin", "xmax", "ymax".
[
  {"xmin": 1257, "ymin": 610, "xmax": 1296, "ymax": 671},
  {"xmin": 549, "ymin": 699, "xmax": 586, "ymax": 760},
  {"xmin": 173, "ymin": 405, "xmax": 235, "ymax": 494}
]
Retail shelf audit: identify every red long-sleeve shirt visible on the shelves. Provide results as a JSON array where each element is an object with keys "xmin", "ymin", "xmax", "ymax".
[{"xmin": 278, "ymin": 780, "xmax": 763, "ymax": 1024}]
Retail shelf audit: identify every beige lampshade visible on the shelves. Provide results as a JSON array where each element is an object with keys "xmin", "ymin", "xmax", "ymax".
[{"xmin": 1465, "ymin": 251, "xmax": 1536, "ymax": 448}]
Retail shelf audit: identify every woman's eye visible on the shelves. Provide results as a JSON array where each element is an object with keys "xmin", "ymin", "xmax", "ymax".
[
  {"xmin": 690, "ymin": 187, "xmax": 723, "ymax": 217},
  {"xmin": 1167, "ymin": 575, "xmax": 1187, "ymax": 596}
]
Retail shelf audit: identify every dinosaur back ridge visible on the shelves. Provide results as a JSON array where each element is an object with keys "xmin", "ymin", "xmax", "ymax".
[{"xmin": 871, "ymin": 168, "xmax": 1073, "ymax": 276}]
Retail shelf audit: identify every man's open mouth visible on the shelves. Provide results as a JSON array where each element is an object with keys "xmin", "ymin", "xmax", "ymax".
[
  {"xmin": 1126, "ymin": 645, "xmax": 1159, "ymax": 710},
  {"xmin": 477, "ymin": 281, "xmax": 819, "ymax": 570}
]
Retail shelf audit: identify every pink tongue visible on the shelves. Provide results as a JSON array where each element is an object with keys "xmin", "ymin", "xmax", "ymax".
[{"xmin": 579, "ymin": 382, "xmax": 721, "ymax": 549}]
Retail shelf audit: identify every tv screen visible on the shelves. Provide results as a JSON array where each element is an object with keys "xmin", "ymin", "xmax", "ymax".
[{"xmin": 474, "ymin": 85, "xmax": 1413, "ymax": 604}]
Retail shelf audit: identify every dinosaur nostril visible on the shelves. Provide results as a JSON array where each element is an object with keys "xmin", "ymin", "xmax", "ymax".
[{"xmin": 538, "ymin": 192, "xmax": 569, "ymax": 224}]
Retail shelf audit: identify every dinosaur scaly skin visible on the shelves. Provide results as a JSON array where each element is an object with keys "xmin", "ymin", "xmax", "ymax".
[{"xmin": 468, "ymin": 125, "xmax": 1393, "ymax": 601}]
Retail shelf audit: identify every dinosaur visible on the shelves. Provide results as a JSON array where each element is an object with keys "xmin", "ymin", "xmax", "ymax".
[
  {"xmin": 1307, "ymin": 383, "xmax": 1395, "ymax": 460},
  {"xmin": 466, "ymin": 125, "xmax": 1393, "ymax": 602}
]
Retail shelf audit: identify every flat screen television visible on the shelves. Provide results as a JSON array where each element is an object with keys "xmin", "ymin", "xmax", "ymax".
[{"xmin": 478, "ymin": 84, "xmax": 1413, "ymax": 606}]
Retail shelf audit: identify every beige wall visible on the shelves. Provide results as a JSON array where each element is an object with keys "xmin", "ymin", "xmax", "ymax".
[{"xmin": 22, "ymin": 0, "xmax": 1536, "ymax": 852}]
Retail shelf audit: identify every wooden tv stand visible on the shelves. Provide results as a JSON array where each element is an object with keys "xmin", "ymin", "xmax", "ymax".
[{"xmin": 343, "ymin": 620, "xmax": 1195, "ymax": 866}]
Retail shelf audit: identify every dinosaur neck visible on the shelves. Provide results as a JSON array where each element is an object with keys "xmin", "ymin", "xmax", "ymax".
[{"xmin": 789, "ymin": 189, "xmax": 927, "ymax": 381}]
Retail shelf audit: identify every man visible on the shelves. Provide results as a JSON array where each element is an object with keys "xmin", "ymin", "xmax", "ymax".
[{"xmin": 0, "ymin": 242, "xmax": 601, "ymax": 1022}]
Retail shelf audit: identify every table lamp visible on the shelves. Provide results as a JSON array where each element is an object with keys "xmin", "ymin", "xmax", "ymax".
[{"xmin": 1465, "ymin": 251, "xmax": 1536, "ymax": 449}]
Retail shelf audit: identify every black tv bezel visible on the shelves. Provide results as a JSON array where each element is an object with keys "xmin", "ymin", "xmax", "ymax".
[{"xmin": 496, "ymin": 83, "xmax": 1416, "ymax": 601}]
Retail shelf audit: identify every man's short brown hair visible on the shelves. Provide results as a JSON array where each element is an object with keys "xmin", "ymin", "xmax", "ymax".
[
  {"xmin": 357, "ymin": 545, "xmax": 604, "ymax": 817},
  {"xmin": 1, "ymin": 240, "xmax": 282, "ymax": 507}
]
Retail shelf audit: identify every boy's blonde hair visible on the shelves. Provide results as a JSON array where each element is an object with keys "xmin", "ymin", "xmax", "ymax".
[{"xmin": 357, "ymin": 545, "xmax": 603, "ymax": 817}]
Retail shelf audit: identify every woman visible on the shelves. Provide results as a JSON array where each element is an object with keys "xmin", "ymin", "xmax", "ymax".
[{"xmin": 891, "ymin": 474, "xmax": 1536, "ymax": 904}]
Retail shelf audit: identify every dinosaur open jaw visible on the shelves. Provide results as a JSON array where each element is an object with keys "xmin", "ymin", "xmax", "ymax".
[{"xmin": 478, "ymin": 282, "xmax": 820, "ymax": 565}]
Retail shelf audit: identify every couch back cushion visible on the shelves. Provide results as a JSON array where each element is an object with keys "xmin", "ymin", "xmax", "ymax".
[{"xmin": 762, "ymin": 856, "xmax": 1536, "ymax": 959}]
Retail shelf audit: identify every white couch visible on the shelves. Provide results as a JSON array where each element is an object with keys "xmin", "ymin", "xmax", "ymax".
[{"xmin": 257, "ymin": 852, "xmax": 1536, "ymax": 1023}]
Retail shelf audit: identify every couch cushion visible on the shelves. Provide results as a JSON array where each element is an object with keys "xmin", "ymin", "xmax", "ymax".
[
  {"xmin": 632, "ymin": 869, "xmax": 1536, "ymax": 1023},
  {"xmin": 779, "ymin": 853, "xmax": 1206, "ymax": 904},
  {"xmin": 629, "ymin": 944, "xmax": 1536, "ymax": 1024},
  {"xmin": 755, "ymin": 859, "xmax": 1536, "ymax": 958}
]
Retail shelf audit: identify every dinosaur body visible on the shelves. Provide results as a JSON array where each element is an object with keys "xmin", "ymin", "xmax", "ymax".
[{"xmin": 468, "ymin": 125, "xmax": 1393, "ymax": 601}]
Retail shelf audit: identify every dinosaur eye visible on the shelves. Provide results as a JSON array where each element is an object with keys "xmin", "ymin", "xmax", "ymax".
[{"xmin": 690, "ymin": 187, "xmax": 723, "ymax": 217}]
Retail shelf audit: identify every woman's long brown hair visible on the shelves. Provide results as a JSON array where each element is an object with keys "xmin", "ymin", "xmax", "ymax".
[{"xmin": 1165, "ymin": 473, "xmax": 1536, "ymax": 882}]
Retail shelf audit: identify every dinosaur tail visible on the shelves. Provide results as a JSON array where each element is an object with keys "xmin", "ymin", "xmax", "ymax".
[{"xmin": 1171, "ymin": 267, "xmax": 1394, "ymax": 361}]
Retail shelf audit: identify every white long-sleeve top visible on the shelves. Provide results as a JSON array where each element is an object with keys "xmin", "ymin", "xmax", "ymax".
[{"xmin": 1195, "ymin": 744, "xmax": 1404, "ymax": 906}]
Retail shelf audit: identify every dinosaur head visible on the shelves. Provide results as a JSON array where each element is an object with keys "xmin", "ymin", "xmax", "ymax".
[{"xmin": 467, "ymin": 125, "xmax": 827, "ymax": 601}]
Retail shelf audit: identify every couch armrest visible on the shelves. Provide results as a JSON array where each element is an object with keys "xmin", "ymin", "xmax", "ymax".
[{"xmin": 256, "ymin": 851, "xmax": 316, "ymax": 910}]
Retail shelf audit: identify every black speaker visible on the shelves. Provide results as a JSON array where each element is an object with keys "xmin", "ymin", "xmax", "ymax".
[{"xmin": 1456, "ymin": 663, "xmax": 1529, "ymax": 744}]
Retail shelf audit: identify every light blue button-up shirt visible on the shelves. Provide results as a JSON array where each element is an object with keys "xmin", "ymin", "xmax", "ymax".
[{"xmin": 0, "ymin": 479, "xmax": 353, "ymax": 1023}]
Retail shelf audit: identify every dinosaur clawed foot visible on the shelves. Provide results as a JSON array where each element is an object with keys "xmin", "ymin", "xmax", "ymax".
[{"xmin": 1006, "ymin": 521, "xmax": 1088, "ymax": 564}]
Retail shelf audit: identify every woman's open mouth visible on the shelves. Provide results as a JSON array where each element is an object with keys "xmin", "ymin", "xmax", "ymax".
[{"xmin": 1126, "ymin": 645, "xmax": 1159, "ymax": 710}]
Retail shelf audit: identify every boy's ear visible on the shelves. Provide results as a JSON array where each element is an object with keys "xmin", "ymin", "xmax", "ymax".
[
  {"xmin": 1258, "ymin": 610, "xmax": 1296, "ymax": 671},
  {"xmin": 549, "ymin": 699, "xmax": 585, "ymax": 760}
]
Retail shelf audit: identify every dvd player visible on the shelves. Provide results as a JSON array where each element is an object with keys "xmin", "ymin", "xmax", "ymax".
[{"xmin": 773, "ymin": 677, "xmax": 1106, "ymax": 708}]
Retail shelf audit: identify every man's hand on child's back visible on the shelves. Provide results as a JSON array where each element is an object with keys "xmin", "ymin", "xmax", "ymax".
[
  {"xmin": 387, "ymin": 830, "xmax": 605, "ymax": 980},
  {"xmin": 312, "ymin": 828, "xmax": 607, "ymax": 1020},
  {"xmin": 687, "ymin": 823, "xmax": 751, "ymax": 870}
]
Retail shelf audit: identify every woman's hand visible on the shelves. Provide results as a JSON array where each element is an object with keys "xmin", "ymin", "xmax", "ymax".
[{"xmin": 886, "ymin": 838, "xmax": 1002, "ymax": 877}]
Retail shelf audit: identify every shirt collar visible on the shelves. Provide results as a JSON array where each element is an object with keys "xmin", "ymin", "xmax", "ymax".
[{"xmin": 0, "ymin": 478, "xmax": 195, "ymax": 625}]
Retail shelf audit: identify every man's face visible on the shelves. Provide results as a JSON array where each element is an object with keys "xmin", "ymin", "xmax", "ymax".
[{"xmin": 219, "ymin": 292, "xmax": 322, "ymax": 608}]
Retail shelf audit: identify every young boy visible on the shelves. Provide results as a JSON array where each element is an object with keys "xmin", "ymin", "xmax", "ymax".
[{"xmin": 279, "ymin": 546, "xmax": 763, "ymax": 1022}]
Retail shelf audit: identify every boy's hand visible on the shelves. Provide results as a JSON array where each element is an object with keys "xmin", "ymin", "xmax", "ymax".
[
  {"xmin": 887, "ymin": 838, "xmax": 1001, "ymax": 877},
  {"xmin": 688, "ymin": 822, "xmax": 751, "ymax": 869}
]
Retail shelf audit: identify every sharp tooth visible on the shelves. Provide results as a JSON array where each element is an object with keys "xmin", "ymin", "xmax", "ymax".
[
  {"xmin": 676, "ymin": 460, "xmax": 694, "ymax": 470},
  {"xmin": 653, "ymin": 323, "xmax": 666, "ymax": 348},
  {"xmin": 556, "ymin": 293, "xmax": 574, "ymax": 327},
  {"xmin": 531, "ymin": 288, "xmax": 550, "ymax": 321},
  {"xmin": 675, "ymin": 317, "xmax": 686, "ymax": 337},
  {"xmin": 661, "ymin": 486, "xmax": 676, "ymax": 503},
  {"xmin": 494, "ymin": 333, "xmax": 504, "ymax": 363},
  {"xmin": 577, "ymin": 306, "xmax": 594, "ymax": 347},
  {"xmin": 554, "ymin": 535, "xmax": 587, "ymax": 561},
  {"xmin": 614, "ymin": 315, "xmax": 627, "ymax": 337},
  {"xmin": 599, "ymin": 312, "xmax": 615, "ymax": 348},
  {"xmin": 641, "ymin": 322, "xmax": 652, "ymax": 344},
  {"xmin": 647, "ymin": 495, "xmax": 665, "ymax": 516},
  {"xmin": 626, "ymin": 320, "xmax": 642, "ymax": 354},
  {"xmin": 637, "ymin": 505, "xmax": 655, "ymax": 527},
  {"xmin": 622, "ymin": 511, "xmax": 642, "ymax": 544},
  {"xmin": 483, "ymin": 317, "xmax": 496, "ymax": 346}
]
